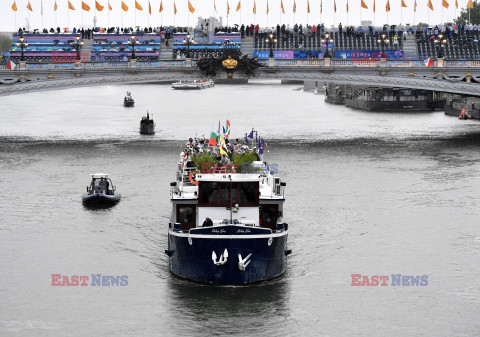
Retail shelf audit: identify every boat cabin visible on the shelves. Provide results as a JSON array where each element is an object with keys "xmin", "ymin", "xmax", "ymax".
[
  {"xmin": 171, "ymin": 172, "xmax": 285, "ymax": 233},
  {"xmin": 88, "ymin": 173, "xmax": 116, "ymax": 195}
]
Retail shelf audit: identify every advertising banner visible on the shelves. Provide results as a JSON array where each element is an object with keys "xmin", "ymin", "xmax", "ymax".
[{"xmin": 334, "ymin": 50, "xmax": 404, "ymax": 59}]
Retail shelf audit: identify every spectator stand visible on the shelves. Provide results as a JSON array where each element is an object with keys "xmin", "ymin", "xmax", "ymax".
[
  {"xmin": 91, "ymin": 33, "xmax": 161, "ymax": 62},
  {"xmin": 10, "ymin": 33, "xmax": 82, "ymax": 64}
]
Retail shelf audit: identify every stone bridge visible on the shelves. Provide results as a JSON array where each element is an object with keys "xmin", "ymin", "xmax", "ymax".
[{"xmin": 1, "ymin": 59, "xmax": 480, "ymax": 96}]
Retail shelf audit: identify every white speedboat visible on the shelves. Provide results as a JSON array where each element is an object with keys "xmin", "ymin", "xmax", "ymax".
[{"xmin": 171, "ymin": 79, "xmax": 214, "ymax": 90}]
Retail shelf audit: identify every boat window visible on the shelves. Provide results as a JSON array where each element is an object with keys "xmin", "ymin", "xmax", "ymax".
[
  {"xmin": 200, "ymin": 182, "xmax": 218, "ymax": 204},
  {"xmin": 240, "ymin": 182, "xmax": 257, "ymax": 205},
  {"xmin": 219, "ymin": 182, "xmax": 238, "ymax": 205},
  {"xmin": 199, "ymin": 181, "xmax": 258, "ymax": 207},
  {"xmin": 260, "ymin": 204, "xmax": 278, "ymax": 231},
  {"xmin": 176, "ymin": 204, "xmax": 196, "ymax": 232}
]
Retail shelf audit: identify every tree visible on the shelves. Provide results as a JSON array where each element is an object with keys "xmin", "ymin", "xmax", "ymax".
[
  {"xmin": 0, "ymin": 35, "xmax": 12, "ymax": 52},
  {"xmin": 455, "ymin": 1, "xmax": 480, "ymax": 25}
]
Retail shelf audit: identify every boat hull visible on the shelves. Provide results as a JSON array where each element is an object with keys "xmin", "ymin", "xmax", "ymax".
[
  {"xmin": 167, "ymin": 226, "xmax": 288, "ymax": 284},
  {"xmin": 124, "ymin": 101, "xmax": 135, "ymax": 107},
  {"xmin": 140, "ymin": 123, "xmax": 155, "ymax": 135},
  {"xmin": 82, "ymin": 193, "xmax": 121, "ymax": 207}
]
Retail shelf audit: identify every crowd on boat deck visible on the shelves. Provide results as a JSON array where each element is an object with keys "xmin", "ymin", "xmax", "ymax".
[{"xmin": 180, "ymin": 137, "xmax": 261, "ymax": 168}]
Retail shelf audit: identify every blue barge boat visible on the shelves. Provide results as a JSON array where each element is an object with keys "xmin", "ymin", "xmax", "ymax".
[{"xmin": 165, "ymin": 140, "xmax": 290, "ymax": 285}]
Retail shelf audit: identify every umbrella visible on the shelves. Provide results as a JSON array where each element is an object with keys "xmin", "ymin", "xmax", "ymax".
[{"xmin": 160, "ymin": 31, "xmax": 166, "ymax": 33}]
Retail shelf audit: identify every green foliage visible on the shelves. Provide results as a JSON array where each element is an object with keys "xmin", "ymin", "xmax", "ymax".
[
  {"xmin": 232, "ymin": 152, "xmax": 259, "ymax": 172},
  {"xmin": 455, "ymin": 1, "xmax": 480, "ymax": 25},
  {"xmin": 417, "ymin": 23, "xmax": 427, "ymax": 28},
  {"xmin": 0, "ymin": 35, "xmax": 12, "ymax": 52},
  {"xmin": 191, "ymin": 152, "xmax": 220, "ymax": 172}
]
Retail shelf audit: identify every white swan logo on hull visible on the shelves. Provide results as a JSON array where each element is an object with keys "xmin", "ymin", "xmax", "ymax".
[
  {"xmin": 238, "ymin": 253, "xmax": 252, "ymax": 271},
  {"xmin": 212, "ymin": 249, "xmax": 229, "ymax": 266}
]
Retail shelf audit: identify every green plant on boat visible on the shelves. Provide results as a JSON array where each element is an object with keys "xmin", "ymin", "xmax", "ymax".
[
  {"xmin": 191, "ymin": 152, "xmax": 220, "ymax": 172},
  {"xmin": 232, "ymin": 152, "xmax": 260, "ymax": 172}
]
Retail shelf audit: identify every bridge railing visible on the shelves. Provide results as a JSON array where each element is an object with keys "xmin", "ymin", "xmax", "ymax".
[
  {"xmin": 444, "ymin": 60, "xmax": 480, "ymax": 67},
  {"xmin": 4, "ymin": 59, "xmax": 480, "ymax": 71},
  {"xmin": 388, "ymin": 60, "xmax": 426, "ymax": 67},
  {"xmin": 274, "ymin": 60, "xmax": 325, "ymax": 66}
]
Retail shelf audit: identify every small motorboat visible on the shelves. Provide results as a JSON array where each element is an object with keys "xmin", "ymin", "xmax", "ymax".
[
  {"xmin": 458, "ymin": 108, "xmax": 472, "ymax": 120},
  {"xmin": 171, "ymin": 79, "xmax": 214, "ymax": 90},
  {"xmin": 82, "ymin": 173, "xmax": 121, "ymax": 207},
  {"xmin": 140, "ymin": 111, "xmax": 155, "ymax": 135},
  {"xmin": 124, "ymin": 92, "xmax": 135, "ymax": 107}
]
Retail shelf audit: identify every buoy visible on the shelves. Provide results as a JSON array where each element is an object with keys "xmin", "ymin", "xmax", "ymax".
[{"xmin": 189, "ymin": 171, "xmax": 199, "ymax": 185}]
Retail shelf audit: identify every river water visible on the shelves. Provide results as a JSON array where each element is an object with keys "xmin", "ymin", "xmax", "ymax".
[{"xmin": 0, "ymin": 82, "xmax": 479, "ymax": 336}]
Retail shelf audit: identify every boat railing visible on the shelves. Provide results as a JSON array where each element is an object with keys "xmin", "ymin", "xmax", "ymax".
[{"xmin": 181, "ymin": 166, "xmax": 197, "ymax": 186}]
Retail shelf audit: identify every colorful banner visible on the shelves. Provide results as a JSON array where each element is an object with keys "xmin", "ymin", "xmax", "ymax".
[
  {"xmin": 335, "ymin": 50, "xmax": 404, "ymax": 59},
  {"xmin": 254, "ymin": 50, "xmax": 294, "ymax": 59},
  {"xmin": 255, "ymin": 50, "xmax": 325, "ymax": 59}
]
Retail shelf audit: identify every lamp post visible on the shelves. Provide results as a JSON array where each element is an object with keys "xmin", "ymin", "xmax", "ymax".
[
  {"xmin": 377, "ymin": 34, "xmax": 390, "ymax": 59},
  {"xmin": 70, "ymin": 35, "xmax": 84, "ymax": 62},
  {"xmin": 321, "ymin": 33, "xmax": 334, "ymax": 58},
  {"xmin": 183, "ymin": 33, "xmax": 194, "ymax": 59},
  {"xmin": 434, "ymin": 34, "xmax": 447, "ymax": 59},
  {"xmin": 127, "ymin": 35, "xmax": 140, "ymax": 60},
  {"xmin": 16, "ymin": 36, "xmax": 28, "ymax": 62},
  {"xmin": 265, "ymin": 33, "xmax": 278, "ymax": 58}
]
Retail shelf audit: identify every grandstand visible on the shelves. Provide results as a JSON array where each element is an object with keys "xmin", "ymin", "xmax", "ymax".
[
  {"xmin": 172, "ymin": 32, "xmax": 241, "ymax": 59},
  {"xmin": 415, "ymin": 30, "xmax": 480, "ymax": 60},
  {"xmin": 10, "ymin": 33, "xmax": 83, "ymax": 63},
  {"xmin": 91, "ymin": 33, "xmax": 161, "ymax": 62},
  {"xmin": 254, "ymin": 29, "xmax": 404, "ymax": 59}
]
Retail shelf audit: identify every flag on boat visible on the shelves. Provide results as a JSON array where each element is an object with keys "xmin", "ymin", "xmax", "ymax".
[
  {"xmin": 259, "ymin": 138, "xmax": 264, "ymax": 154},
  {"xmin": 244, "ymin": 133, "xmax": 249, "ymax": 144},
  {"xmin": 248, "ymin": 130, "xmax": 254, "ymax": 139},
  {"xmin": 209, "ymin": 128, "xmax": 219, "ymax": 146},
  {"xmin": 424, "ymin": 58, "xmax": 434, "ymax": 67},
  {"xmin": 219, "ymin": 134, "xmax": 228, "ymax": 156},
  {"xmin": 6, "ymin": 60, "xmax": 16, "ymax": 70},
  {"xmin": 225, "ymin": 120, "xmax": 231, "ymax": 138}
]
